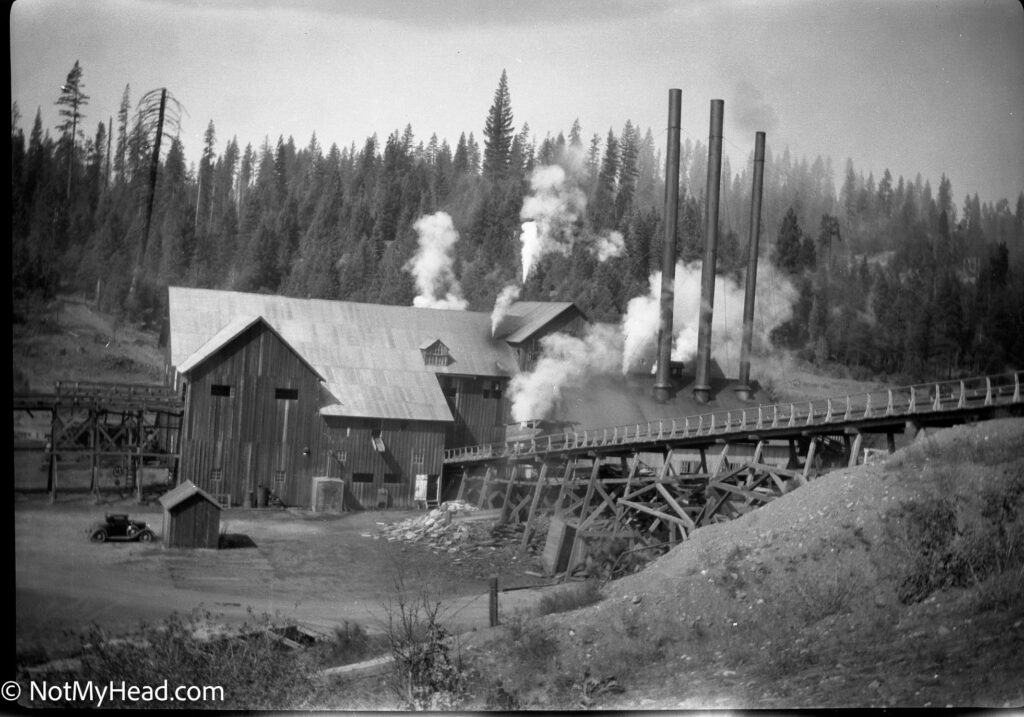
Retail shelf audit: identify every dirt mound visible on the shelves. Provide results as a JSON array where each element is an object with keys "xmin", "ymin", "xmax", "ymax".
[{"xmin": 470, "ymin": 418, "xmax": 1024, "ymax": 709}]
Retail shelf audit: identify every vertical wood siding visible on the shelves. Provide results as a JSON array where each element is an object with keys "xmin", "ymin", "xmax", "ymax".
[
  {"xmin": 179, "ymin": 324, "xmax": 323, "ymax": 508},
  {"xmin": 441, "ymin": 376, "xmax": 509, "ymax": 447},
  {"xmin": 320, "ymin": 417, "xmax": 447, "ymax": 509},
  {"xmin": 163, "ymin": 494, "xmax": 220, "ymax": 548}
]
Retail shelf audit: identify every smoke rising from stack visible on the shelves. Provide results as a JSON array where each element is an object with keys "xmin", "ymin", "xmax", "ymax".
[
  {"xmin": 405, "ymin": 211, "xmax": 468, "ymax": 310},
  {"xmin": 491, "ymin": 162, "xmax": 625, "ymax": 334},
  {"xmin": 508, "ymin": 323, "xmax": 622, "ymax": 423},
  {"xmin": 507, "ymin": 261, "xmax": 796, "ymax": 422},
  {"xmin": 621, "ymin": 261, "xmax": 797, "ymax": 377}
]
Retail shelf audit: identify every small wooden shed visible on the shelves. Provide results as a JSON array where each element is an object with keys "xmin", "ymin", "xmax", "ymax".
[{"xmin": 158, "ymin": 479, "xmax": 222, "ymax": 548}]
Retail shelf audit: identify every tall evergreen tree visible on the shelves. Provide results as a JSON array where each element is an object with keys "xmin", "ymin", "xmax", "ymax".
[
  {"xmin": 55, "ymin": 60, "xmax": 90, "ymax": 200},
  {"xmin": 482, "ymin": 70, "xmax": 514, "ymax": 181}
]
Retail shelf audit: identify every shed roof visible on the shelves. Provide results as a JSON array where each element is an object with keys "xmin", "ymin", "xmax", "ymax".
[
  {"xmin": 158, "ymin": 479, "xmax": 223, "ymax": 511},
  {"xmin": 493, "ymin": 301, "xmax": 581, "ymax": 343},
  {"xmin": 167, "ymin": 287, "xmax": 551, "ymax": 422}
]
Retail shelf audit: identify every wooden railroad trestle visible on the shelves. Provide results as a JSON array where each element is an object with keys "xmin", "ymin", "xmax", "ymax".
[
  {"xmin": 445, "ymin": 371, "xmax": 1023, "ymax": 577},
  {"xmin": 13, "ymin": 380, "xmax": 184, "ymax": 504}
]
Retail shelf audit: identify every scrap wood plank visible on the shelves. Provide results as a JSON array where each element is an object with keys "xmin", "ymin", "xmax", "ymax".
[
  {"xmin": 654, "ymin": 482, "xmax": 695, "ymax": 531},
  {"xmin": 476, "ymin": 466, "xmax": 495, "ymax": 509},
  {"xmin": 708, "ymin": 480, "xmax": 776, "ymax": 503},
  {"xmin": 617, "ymin": 499, "xmax": 690, "ymax": 528},
  {"xmin": 517, "ymin": 463, "xmax": 549, "ymax": 558},
  {"xmin": 695, "ymin": 489, "xmax": 730, "ymax": 527},
  {"xmin": 615, "ymin": 454, "xmax": 640, "ymax": 539},
  {"xmin": 745, "ymin": 462, "xmax": 803, "ymax": 479}
]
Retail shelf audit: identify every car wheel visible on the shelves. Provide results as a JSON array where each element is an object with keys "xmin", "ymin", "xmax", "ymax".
[
  {"xmin": 138, "ymin": 531, "xmax": 154, "ymax": 543},
  {"xmin": 90, "ymin": 529, "xmax": 107, "ymax": 543}
]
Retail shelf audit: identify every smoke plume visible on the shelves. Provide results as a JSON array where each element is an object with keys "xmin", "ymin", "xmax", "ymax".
[
  {"xmin": 519, "ymin": 165, "xmax": 586, "ymax": 282},
  {"xmin": 508, "ymin": 323, "xmax": 623, "ymax": 422},
  {"xmin": 405, "ymin": 211, "xmax": 468, "ymax": 310},
  {"xmin": 620, "ymin": 261, "xmax": 797, "ymax": 376},
  {"xmin": 490, "ymin": 284, "xmax": 521, "ymax": 336}
]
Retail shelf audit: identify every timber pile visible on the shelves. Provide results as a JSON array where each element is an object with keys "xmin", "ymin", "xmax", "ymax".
[
  {"xmin": 373, "ymin": 501, "xmax": 549, "ymax": 557},
  {"xmin": 374, "ymin": 501, "xmax": 480, "ymax": 548}
]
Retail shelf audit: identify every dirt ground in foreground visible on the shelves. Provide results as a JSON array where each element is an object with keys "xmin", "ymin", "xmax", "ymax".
[{"xmin": 14, "ymin": 496, "xmax": 552, "ymax": 661}]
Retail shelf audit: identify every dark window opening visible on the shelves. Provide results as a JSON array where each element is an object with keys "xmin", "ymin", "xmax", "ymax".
[
  {"xmin": 211, "ymin": 384, "xmax": 232, "ymax": 397},
  {"xmin": 210, "ymin": 468, "xmax": 223, "ymax": 483},
  {"xmin": 353, "ymin": 472, "xmax": 374, "ymax": 483},
  {"xmin": 274, "ymin": 470, "xmax": 286, "ymax": 486},
  {"xmin": 275, "ymin": 388, "xmax": 299, "ymax": 400},
  {"xmin": 384, "ymin": 472, "xmax": 402, "ymax": 483}
]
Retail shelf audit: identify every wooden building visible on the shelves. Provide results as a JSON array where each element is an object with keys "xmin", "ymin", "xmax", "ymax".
[
  {"xmin": 492, "ymin": 302, "xmax": 588, "ymax": 372},
  {"xmin": 166, "ymin": 287, "xmax": 580, "ymax": 510},
  {"xmin": 158, "ymin": 479, "xmax": 222, "ymax": 548}
]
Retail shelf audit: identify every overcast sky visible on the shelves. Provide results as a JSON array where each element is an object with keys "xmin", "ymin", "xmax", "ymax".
[{"xmin": 11, "ymin": 0, "xmax": 1024, "ymax": 204}]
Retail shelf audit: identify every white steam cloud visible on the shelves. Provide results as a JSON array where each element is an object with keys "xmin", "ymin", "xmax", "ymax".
[
  {"xmin": 508, "ymin": 323, "xmax": 623, "ymax": 422},
  {"xmin": 519, "ymin": 165, "xmax": 586, "ymax": 282},
  {"xmin": 620, "ymin": 261, "xmax": 797, "ymax": 376},
  {"xmin": 405, "ymin": 211, "xmax": 468, "ymax": 310},
  {"xmin": 491, "ymin": 284, "xmax": 521, "ymax": 336}
]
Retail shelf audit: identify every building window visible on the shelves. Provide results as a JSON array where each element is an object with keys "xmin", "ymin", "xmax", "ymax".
[
  {"xmin": 211, "ymin": 384, "xmax": 232, "ymax": 397},
  {"xmin": 274, "ymin": 470, "xmax": 286, "ymax": 487},
  {"xmin": 275, "ymin": 388, "xmax": 299, "ymax": 400},
  {"xmin": 353, "ymin": 472, "xmax": 374, "ymax": 483},
  {"xmin": 483, "ymin": 381, "xmax": 503, "ymax": 399},
  {"xmin": 210, "ymin": 468, "xmax": 223, "ymax": 484},
  {"xmin": 421, "ymin": 340, "xmax": 451, "ymax": 367},
  {"xmin": 384, "ymin": 472, "xmax": 402, "ymax": 483}
]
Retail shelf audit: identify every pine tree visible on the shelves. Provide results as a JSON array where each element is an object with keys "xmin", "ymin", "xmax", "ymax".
[
  {"xmin": 55, "ymin": 60, "xmax": 90, "ymax": 200},
  {"xmin": 482, "ymin": 70, "xmax": 514, "ymax": 182},
  {"xmin": 772, "ymin": 207, "xmax": 804, "ymax": 275}
]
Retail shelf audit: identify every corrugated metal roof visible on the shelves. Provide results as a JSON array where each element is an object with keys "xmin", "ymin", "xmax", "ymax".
[
  {"xmin": 167, "ymin": 287, "xmax": 536, "ymax": 422},
  {"xmin": 177, "ymin": 315, "xmax": 324, "ymax": 380},
  {"xmin": 494, "ymin": 301, "xmax": 581, "ymax": 343}
]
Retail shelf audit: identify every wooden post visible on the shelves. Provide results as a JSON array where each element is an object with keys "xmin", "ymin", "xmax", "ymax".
[
  {"xmin": 489, "ymin": 576, "xmax": 499, "ymax": 627},
  {"xmin": 501, "ymin": 464, "xmax": 519, "ymax": 523},
  {"xmin": 136, "ymin": 409, "xmax": 145, "ymax": 504},
  {"xmin": 802, "ymin": 438, "xmax": 818, "ymax": 482},
  {"xmin": 554, "ymin": 458, "xmax": 575, "ymax": 516},
  {"xmin": 614, "ymin": 454, "xmax": 639, "ymax": 539},
  {"xmin": 90, "ymin": 408, "xmax": 100, "ymax": 503},
  {"xmin": 48, "ymin": 406, "xmax": 58, "ymax": 504},
  {"xmin": 518, "ymin": 463, "xmax": 549, "ymax": 559},
  {"xmin": 580, "ymin": 457, "xmax": 601, "ymax": 519},
  {"xmin": 886, "ymin": 432, "xmax": 896, "ymax": 454},
  {"xmin": 456, "ymin": 467, "xmax": 468, "ymax": 501},
  {"xmin": 847, "ymin": 432, "xmax": 863, "ymax": 468},
  {"xmin": 476, "ymin": 466, "xmax": 493, "ymax": 509}
]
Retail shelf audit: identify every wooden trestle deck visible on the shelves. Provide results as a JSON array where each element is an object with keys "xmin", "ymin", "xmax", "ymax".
[
  {"xmin": 443, "ymin": 371, "xmax": 1023, "ymax": 577},
  {"xmin": 14, "ymin": 380, "xmax": 184, "ymax": 503}
]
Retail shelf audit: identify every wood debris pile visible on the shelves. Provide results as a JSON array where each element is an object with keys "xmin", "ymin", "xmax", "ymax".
[
  {"xmin": 373, "ymin": 501, "xmax": 549, "ymax": 559},
  {"xmin": 374, "ymin": 501, "xmax": 482, "ymax": 549}
]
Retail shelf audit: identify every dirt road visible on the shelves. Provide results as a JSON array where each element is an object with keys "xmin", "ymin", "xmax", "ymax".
[{"xmin": 15, "ymin": 495, "xmax": 551, "ymax": 660}]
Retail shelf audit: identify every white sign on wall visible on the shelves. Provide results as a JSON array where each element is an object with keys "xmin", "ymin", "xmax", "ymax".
[{"xmin": 414, "ymin": 474, "xmax": 428, "ymax": 502}]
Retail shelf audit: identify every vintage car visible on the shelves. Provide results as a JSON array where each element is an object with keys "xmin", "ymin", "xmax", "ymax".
[{"xmin": 89, "ymin": 514, "xmax": 156, "ymax": 543}]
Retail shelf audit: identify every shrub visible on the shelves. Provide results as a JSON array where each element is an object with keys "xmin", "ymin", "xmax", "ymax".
[
  {"xmin": 382, "ymin": 578, "xmax": 470, "ymax": 710},
  {"xmin": 535, "ymin": 580, "xmax": 603, "ymax": 616},
  {"xmin": 34, "ymin": 609, "xmax": 317, "ymax": 710}
]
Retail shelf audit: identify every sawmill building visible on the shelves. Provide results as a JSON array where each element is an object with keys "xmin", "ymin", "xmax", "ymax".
[{"xmin": 166, "ymin": 287, "xmax": 582, "ymax": 509}]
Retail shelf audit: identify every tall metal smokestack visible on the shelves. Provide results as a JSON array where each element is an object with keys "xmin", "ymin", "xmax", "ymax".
[
  {"xmin": 693, "ymin": 99, "xmax": 724, "ymax": 404},
  {"xmin": 736, "ymin": 131, "xmax": 766, "ymax": 402},
  {"xmin": 653, "ymin": 89, "xmax": 682, "ymax": 403}
]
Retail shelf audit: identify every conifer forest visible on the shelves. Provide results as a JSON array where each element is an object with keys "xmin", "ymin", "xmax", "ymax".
[{"xmin": 11, "ymin": 65, "xmax": 1024, "ymax": 381}]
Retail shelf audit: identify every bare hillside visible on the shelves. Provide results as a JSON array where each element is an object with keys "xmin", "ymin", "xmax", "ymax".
[
  {"xmin": 12, "ymin": 294, "xmax": 166, "ymax": 392},
  {"xmin": 466, "ymin": 418, "xmax": 1024, "ymax": 710}
]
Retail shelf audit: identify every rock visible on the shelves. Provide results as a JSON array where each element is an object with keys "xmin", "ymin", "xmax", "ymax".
[
  {"xmin": 869, "ymin": 680, "xmax": 880, "ymax": 690},
  {"xmin": 937, "ymin": 626, "xmax": 951, "ymax": 636},
  {"xmin": 632, "ymin": 595, "xmax": 642, "ymax": 604}
]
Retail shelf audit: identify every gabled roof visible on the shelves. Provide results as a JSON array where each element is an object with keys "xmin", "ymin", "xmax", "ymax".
[
  {"xmin": 167, "ymin": 287, "xmax": 559, "ymax": 422},
  {"xmin": 176, "ymin": 314, "xmax": 324, "ymax": 380},
  {"xmin": 158, "ymin": 479, "xmax": 223, "ymax": 511},
  {"xmin": 493, "ymin": 301, "xmax": 582, "ymax": 343}
]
